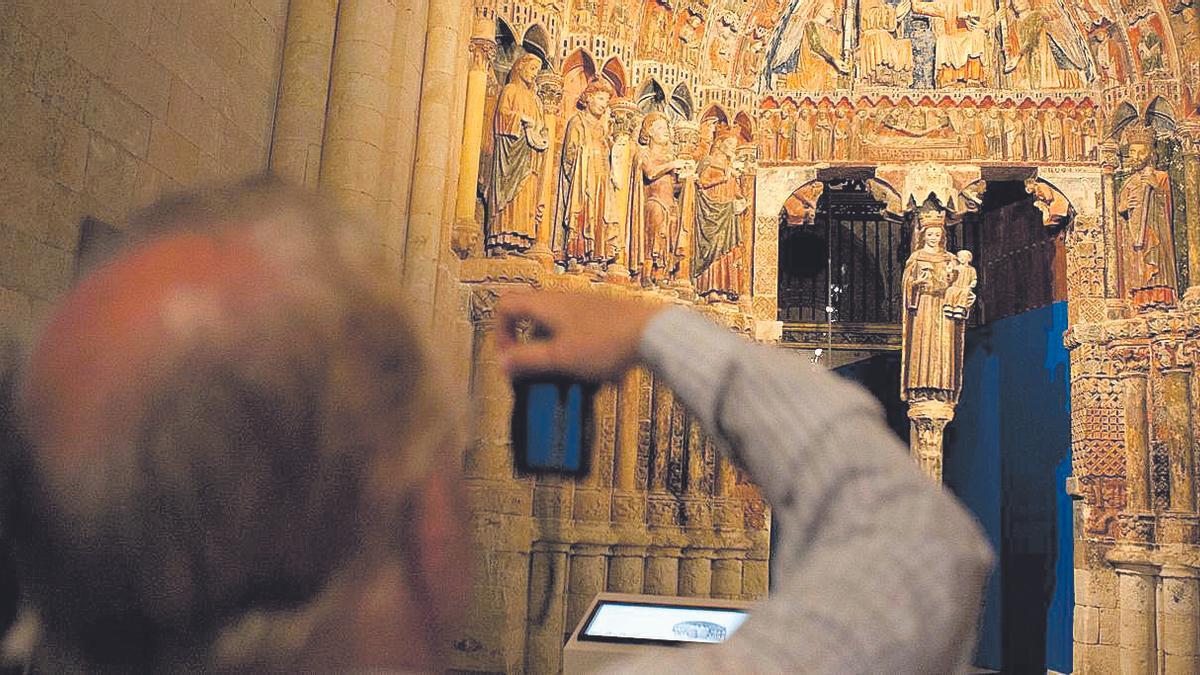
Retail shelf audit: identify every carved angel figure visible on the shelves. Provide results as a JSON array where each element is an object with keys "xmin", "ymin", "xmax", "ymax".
[
  {"xmin": 1001, "ymin": 0, "xmax": 1090, "ymax": 89},
  {"xmin": 774, "ymin": 2, "xmax": 850, "ymax": 90}
]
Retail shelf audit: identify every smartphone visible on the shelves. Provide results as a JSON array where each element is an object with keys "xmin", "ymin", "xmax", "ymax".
[{"xmin": 512, "ymin": 378, "xmax": 595, "ymax": 477}]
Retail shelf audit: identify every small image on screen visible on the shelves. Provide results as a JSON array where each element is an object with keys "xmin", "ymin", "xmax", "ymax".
[{"xmin": 581, "ymin": 602, "xmax": 749, "ymax": 644}]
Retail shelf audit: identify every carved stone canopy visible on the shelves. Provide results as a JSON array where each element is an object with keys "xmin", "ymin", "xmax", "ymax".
[{"xmin": 869, "ymin": 163, "xmax": 985, "ymax": 221}]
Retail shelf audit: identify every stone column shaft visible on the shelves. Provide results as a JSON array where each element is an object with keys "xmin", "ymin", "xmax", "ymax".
[
  {"xmin": 608, "ymin": 547, "xmax": 646, "ymax": 594},
  {"xmin": 1160, "ymin": 568, "xmax": 1200, "ymax": 673},
  {"xmin": 1124, "ymin": 373, "xmax": 1151, "ymax": 512},
  {"xmin": 1159, "ymin": 370, "xmax": 1194, "ymax": 513},
  {"xmin": 711, "ymin": 555, "xmax": 743, "ymax": 599},
  {"xmin": 1117, "ymin": 568, "xmax": 1158, "ymax": 674},
  {"xmin": 466, "ymin": 323, "xmax": 514, "ymax": 479},
  {"xmin": 1100, "ymin": 143, "xmax": 1121, "ymax": 298},
  {"xmin": 614, "ymin": 368, "xmax": 643, "ymax": 491},
  {"xmin": 320, "ymin": 0, "xmax": 398, "ymax": 213},
  {"xmin": 1176, "ymin": 122, "xmax": 1200, "ymax": 291},
  {"xmin": 270, "ymin": 0, "xmax": 338, "ymax": 185},
  {"xmin": 566, "ymin": 548, "xmax": 608, "ymax": 637},
  {"xmin": 450, "ymin": 29, "xmax": 496, "ymax": 257},
  {"xmin": 679, "ymin": 554, "xmax": 713, "ymax": 598},
  {"xmin": 644, "ymin": 549, "xmax": 680, "ymax": 596},
  {"xmin": 404, "ymin": 0, "xmax": 468, "ymax": 320},
  {"xmin": 525, "ymin": 545, "xmax": 569, "ymax": 674}
]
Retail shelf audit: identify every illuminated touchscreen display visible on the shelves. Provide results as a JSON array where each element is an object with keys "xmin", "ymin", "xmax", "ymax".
[{"xmin": 580, "ymin": 602, "xmax": 749, "ymax": 644}]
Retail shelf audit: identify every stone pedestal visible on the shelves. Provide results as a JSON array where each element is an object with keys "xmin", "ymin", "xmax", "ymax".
[{"xmin": 907, "ymin": 399, "xmax": 956, "ymax": 483}]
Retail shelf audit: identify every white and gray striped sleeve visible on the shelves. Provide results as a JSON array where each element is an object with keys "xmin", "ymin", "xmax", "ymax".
[{"xmin": 614, "ymin": 307, "xmax": 995, "ymax": 674}]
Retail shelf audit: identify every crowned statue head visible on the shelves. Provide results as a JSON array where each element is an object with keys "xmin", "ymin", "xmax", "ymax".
[{"xmin": 1124, "ymin": 125, "xmax": 1159, "ymax": 171}]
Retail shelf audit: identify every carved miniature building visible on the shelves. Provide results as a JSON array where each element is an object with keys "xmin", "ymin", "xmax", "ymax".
[{"xmin": 440, "ymin": 1, "xmax": 1200, "ymax": 672}]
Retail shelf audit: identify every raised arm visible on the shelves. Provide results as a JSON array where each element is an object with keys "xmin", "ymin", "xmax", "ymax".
[{"xmin": 495, "ymin": 293, "xmax": 993, "ymax": 673}]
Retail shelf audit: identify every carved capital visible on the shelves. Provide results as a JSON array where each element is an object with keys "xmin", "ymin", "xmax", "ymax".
[
  {"xmin": 469, "ymin": 37, "xmax": 497, "ymax": 71},
  {"xmin": 610, "ymin": 101, "xmax": 641, "ymax": 140},
  {"xmin": 1109, "ymin": 343, "xmax": 1152, "ymax": 376},
  {"xmin": 469, "ymin": 288, "xmax": 500, "ymax": 325},
  {"xmin": 1151, "ymin": 339, "xmax": 1191, "ymax": 371},
  {"xmin": 451, "ymin": 218, "xmax": 481, "ymax": 260},
  {"xmin": 1174, "ymin": 120, "xmax": 1200, "ymax": 156},
  {"xmin": 1099, "ymin": 140, "xmax": 1121, "ymax": 172},
  {"xmin": 674, "ymin": 121, "xmax": 702, "ymax": 157},
  {"xmin": 535, "ymin": 72, "xmax": 564, "ymax": 113}
]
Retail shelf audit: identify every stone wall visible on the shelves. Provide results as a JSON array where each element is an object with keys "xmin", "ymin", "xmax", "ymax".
[{"xmin": 0, "ymin": 0, "xmax": 289, "ymax": 338}]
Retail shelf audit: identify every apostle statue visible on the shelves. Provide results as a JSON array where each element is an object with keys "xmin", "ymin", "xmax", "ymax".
[
  {"xmin": 901, "ymin": 211, "xmax": 972, "ymax": 403},
  {"xmin": 1117, "ymin": 128, "xmax": 1179, "ymax": 308},
  {"xmin": 693, "ymin": 130, "xmax": 749, "ymax": 302},
  {"xmin": 859, "ymin": 0, "xmax": 915, "ymax": 87},
  {"xmin": 776, "ymin": 2, "xmax": 850, "ymax": 90},
  {"xmin": 909, "ymin": 0, "xmax": 991, "ymax": 87},
  {"xmin": 486, "ymin": 54, "xmax": 549, "ymax": 255},
  {"xmin": 1001, "ymin": 0, "xmax": 1089, "ymax": 90},
  {"xmin": 553, "ymin": 79, "xmax": 619, "ymax": 270},
  {"xmin": 629, "ymin": 112, "xmax": 695, "ymax": 285}
]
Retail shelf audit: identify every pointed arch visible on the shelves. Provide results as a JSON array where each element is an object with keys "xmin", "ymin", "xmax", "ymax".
[
  {"xmin": 522, "ymin": 24, "xmax": 552, "ymax": 63},
  {"xmin": 734, "ymin": 111, "xmax": 755, "ymax": 142},
  {"xmin": 1146, "ymin": 96, "xmax": 1177, "ymax": 135},
  {"xmin": 701, "ymin": 104, "xmax": 729, "ymax": 125},
  {"xmin": 636, "ymin": 80, "xmax": 667, "ymax": 114},
  {"xmin": 562, "ymin": 49, "xmax": 599, "ymax": 114},
  {"xmin": 671, "ymin": 84, "xmax": 694, "ymax": 120},
  {"xmin": 601, "ymin": 58, "xmax": 627, "ymax": 98},
  {"xmin": 1110, "ymin": 102, "xmax": 1139, "ymax": 138}
]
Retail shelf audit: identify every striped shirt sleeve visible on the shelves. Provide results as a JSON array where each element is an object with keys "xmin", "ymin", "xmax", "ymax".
[{"xmin": 605, "ymin": 307, "xmax": 994, "ymax": 674}]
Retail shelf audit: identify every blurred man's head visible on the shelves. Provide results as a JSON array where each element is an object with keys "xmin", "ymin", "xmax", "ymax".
[{"xmin": 7, "ymin": 178, "xmax": 470, "ymax": 671}]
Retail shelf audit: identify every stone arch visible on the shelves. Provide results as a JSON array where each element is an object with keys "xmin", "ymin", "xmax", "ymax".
[
  {"xmin": 636, "ymin": 79, "xmax": 667, "ymax": 114},
  {"xmin": 1110, "ymin": 102, "xmax": 1140, "ymax": 138},
  {"xmin": 600, "ymin": 58, "xmax": 627, "ymax": 98},
  {"xmin": 670, "ymin": 84, "xmax": 694, "ymax": 120},
  {"xmin": 521, "ymin": 24, "xmax": 552, "ymax": 63},
  {"xmin": 734, "ymin": 112, "xmax": 755, "ymax": 142},
  {"xmin": 1146, "ymin": 96, "xmax": 1177, "ymax": 135}
]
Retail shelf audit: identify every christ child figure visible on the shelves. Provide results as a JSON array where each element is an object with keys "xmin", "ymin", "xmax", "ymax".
[{"xmin": 943, "ymin": 250, "xmax": 978, "ymax": 320}]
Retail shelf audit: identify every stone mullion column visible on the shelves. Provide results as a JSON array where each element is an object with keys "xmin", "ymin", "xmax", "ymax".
[
  {"xmin": 449, "ymin": 27, "xmax": 496, "ymax": 258},
  {"xmin": 529, "ymin": 74, "xmax": 564, "ymax": 269},
  {"xmin": 908, "ymin": 400, "xmax": 955, "ymax": 483},
  {"xmin": 270, "ymin": 0, "xmax": 339, "ymax": 185},
  {"xmin": 1176, "ymin": 122, "xmax": 1200, "ymax": 294},
  {"xmin": 320, "ymin": 0, "xmax": 399, "ymax": 214},
  {"xmin": 614, "ymin": 368, "xmax": 644, "ymax": 492},
  {"xmin": 1160, "ymin": 565, "xmax": 1200, "ymax": 673},
  {"xmin": 1115, "ymin": 564, "xmax": 1160, "ymax": 674},
  {"xmin": 525, "ymin": 542, "xmax": 570, "ymax": 675},
  {"xmin": 1100, "ymin": 141, "xmax": 1122, "ymax": 301}
]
